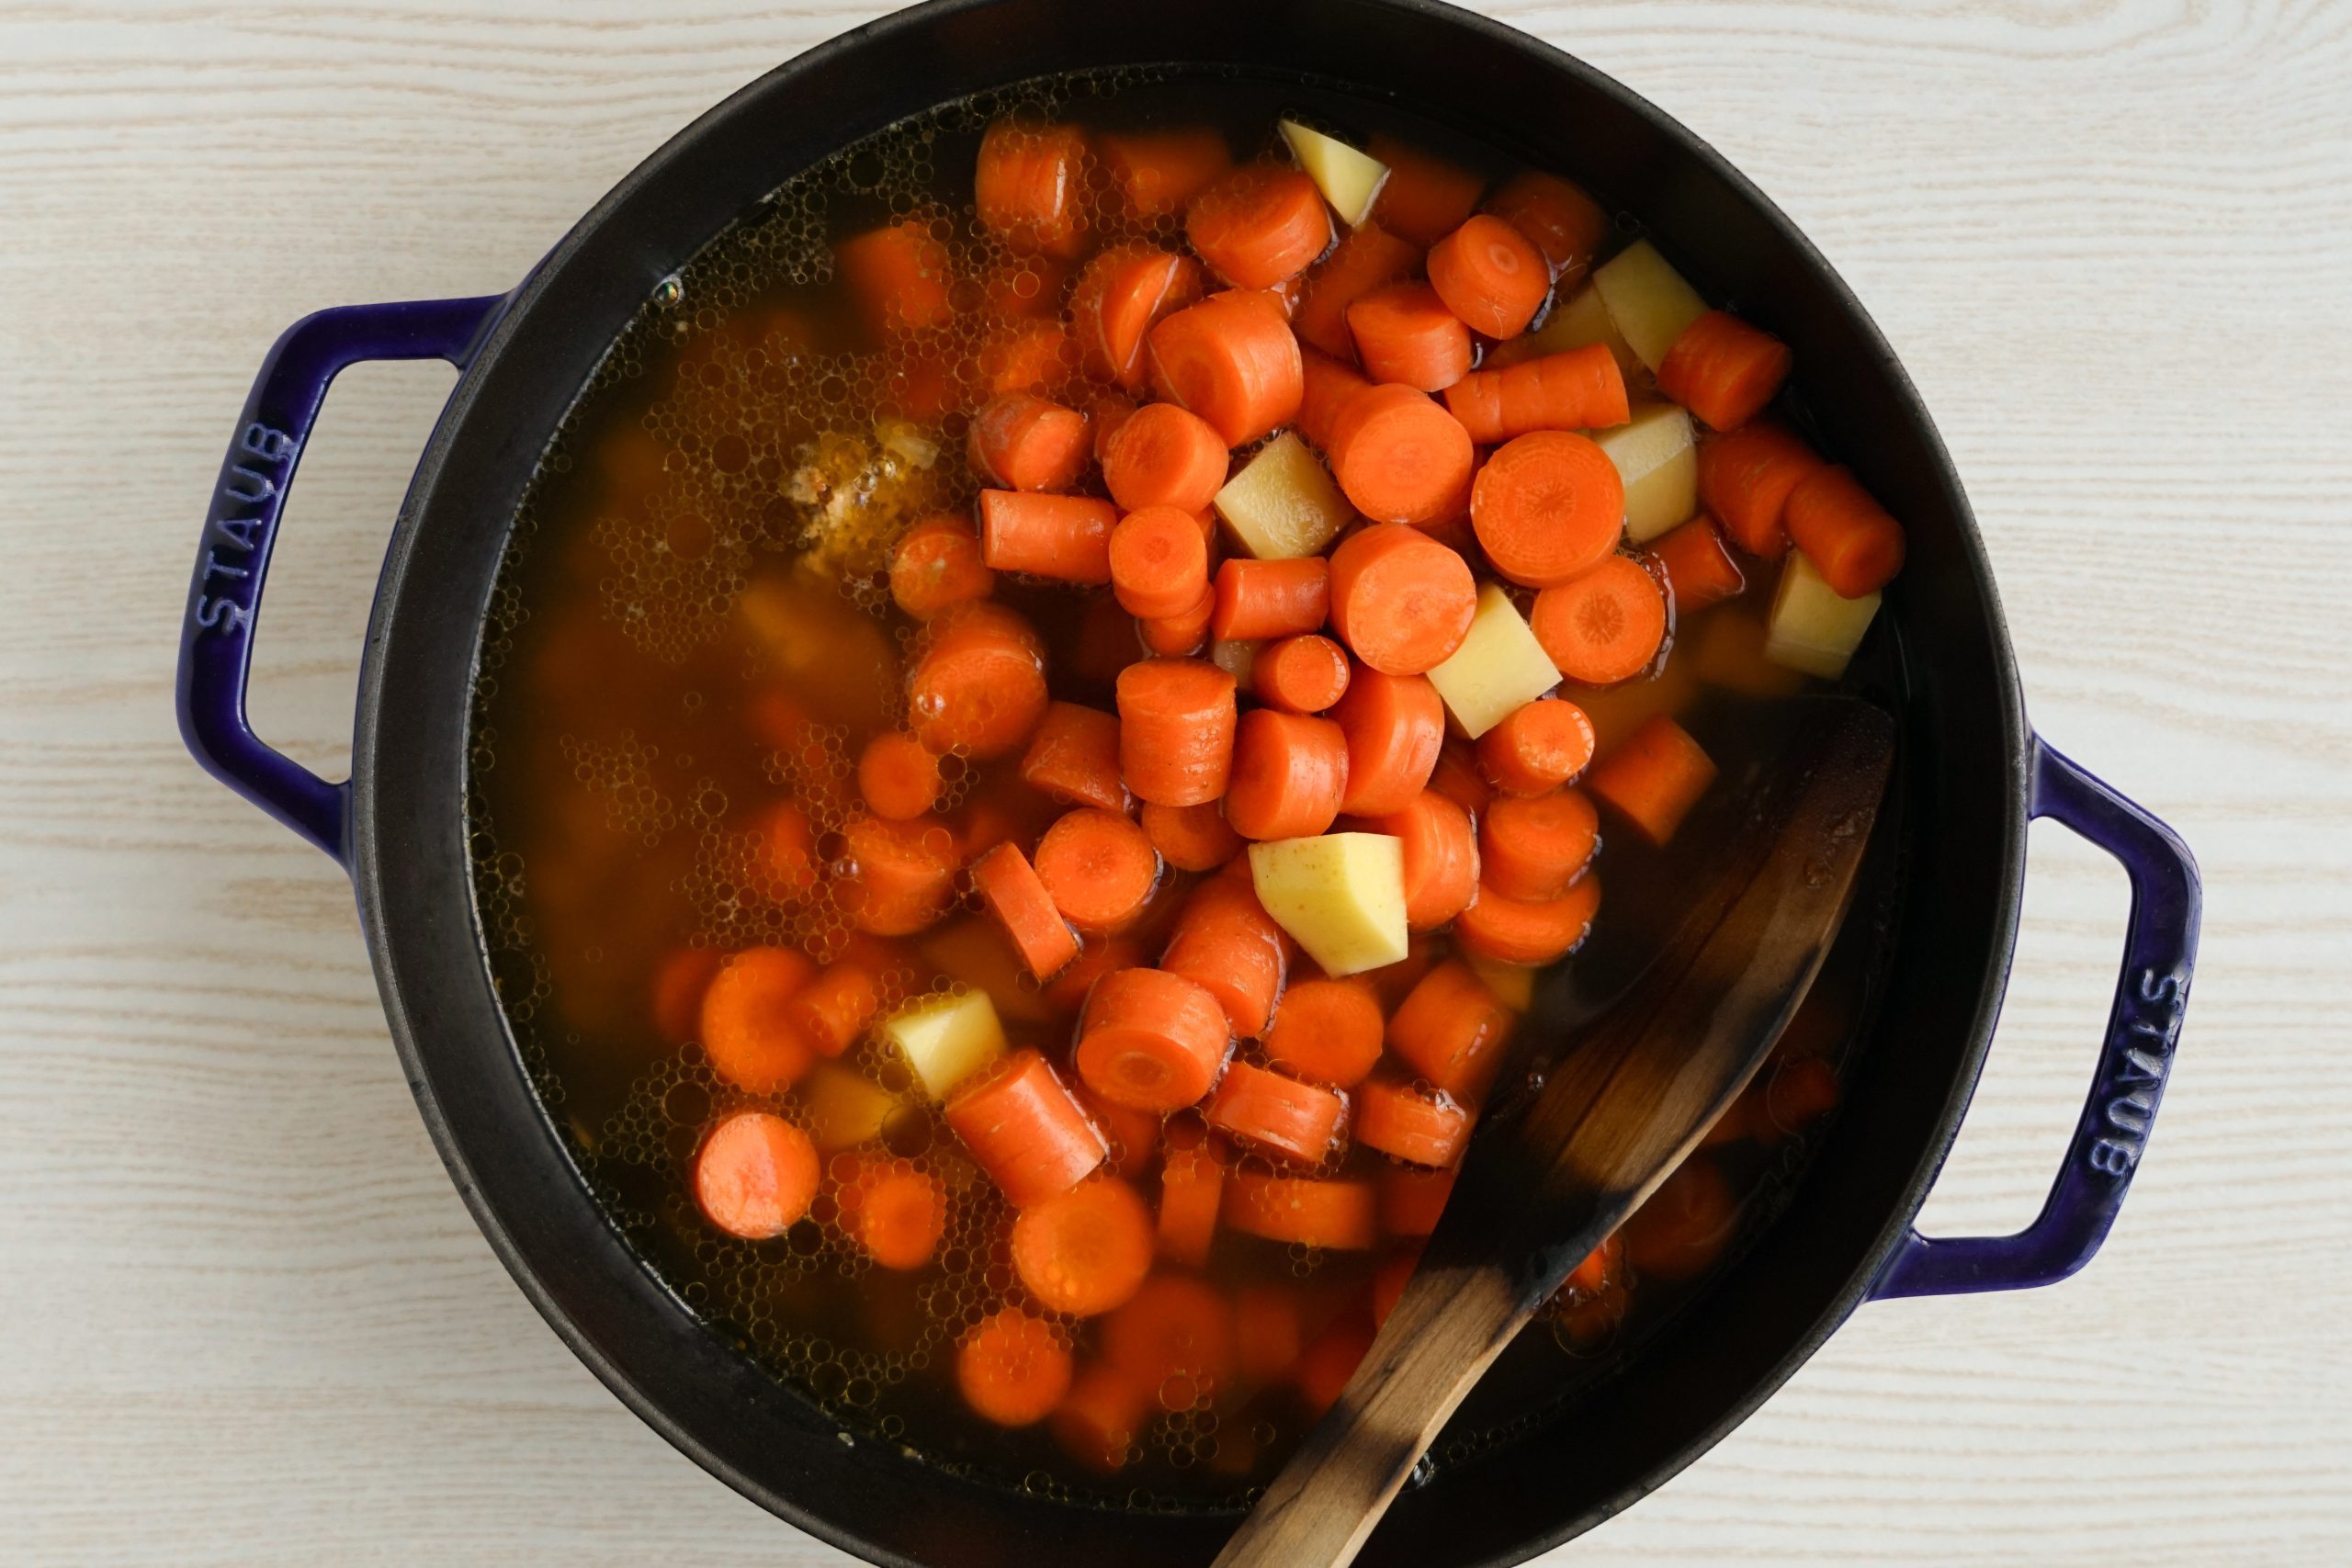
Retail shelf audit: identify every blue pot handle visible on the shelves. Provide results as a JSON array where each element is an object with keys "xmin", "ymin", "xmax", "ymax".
[
  {"xmin": 1871, "ymin": 737, "xmax": 2200, "ymax": 1299},
  {"xmin": 175, "ymin": 296, "xmax": 507, "ymax": 866}
]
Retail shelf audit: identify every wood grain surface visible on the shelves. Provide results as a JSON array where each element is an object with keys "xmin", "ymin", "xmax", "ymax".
[{"xmin": 1, "ymin": 2, "xmax": 2346, "ymax": 1563}]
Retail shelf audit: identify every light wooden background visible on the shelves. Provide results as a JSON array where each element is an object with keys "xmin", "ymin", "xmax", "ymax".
[{"xmin": 3, "ymin": 1, "xmax": 2346, "ymax": 1562}]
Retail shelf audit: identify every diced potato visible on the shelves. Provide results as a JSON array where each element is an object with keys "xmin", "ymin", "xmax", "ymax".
[
  {"xmin": 880, "ymin": 988, "xmax": 1006, "ymax": 1100},
  {"xmin": 1427, "ymin": 583, "xmax": 1560, "ymax": 739},
  {"xmin": 800, "ymin": 1064, "xmax": 901, "ymax": 1152},
  {"xmin": 1765, "ymin": 551, "xmax": 1882, "ymax": 679},
  {"xmin": 1248, "ymin": 833, "xmax": 1409, "ymax": 977},
  {"xmin": 1509, "ymin": 284, "xmax": 1641, "ymax": 382},
  {"xmin": 1215, "ymin": 433, "xmax": 1352, "ymax": 559},
  {"xmin": 1464, "ymin": 952, "xmax": 1537, "ymax": 1012},
  {"xmin": 1593, "ymin": 401, "xmax": 1696, "ymax": 543},
  {"xmin": 1280, "ymin": 119, "xmax": 1390, "ymax": 229},
  {"xmin": 1211, "ymin": 637, "xmax": 1262, "ymax": 694},
  {"xmin": 1592, "ymin": 240, "xmax": 1709, "ymax": 372}
]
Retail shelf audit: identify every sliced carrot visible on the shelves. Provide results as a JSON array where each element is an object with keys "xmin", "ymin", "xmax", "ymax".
[
  {"xmin": 1225, "ymin": 710, "xmax": 1350, "ymax": 841},
  {"xmin": 1155, "ymin": 1115, "xmax": 1227, "ymax": 1268},
  {"xmin": 1328, "ymin": 664, "xmax": 1445, "ymax": 814},
  {"xmin": 1209, "ymin": 557, "xmax": 1329, "ymax": 642},
  {"xmin": 944, "ymin": 1047, "xmax": 1107, "ymax": 1207},
  {"xmin": 1783, "ymin": 465, "xmax": 1906, "ymax": 597},
  {"xmin": 974, "ymin": 118, "xmax": 1090, "ymax": 259},
  {"xmin": 1328, "ymin": 525, "xmax": 1476, "ymax": 676},
  {"xmin": 979, "ymin": 317, "xmax": 1078, "ymax": 398},
  {"xmin": 1100, "ymin": 127, "xmax": 1233, "ymax": 220},
  {"xmin": 1102, "ymin": 1274, "xmax": 1238, "ymax": 1409},
  {"xmin": 1034, "ymin": 807, "xmax": 1161, "ymax": 931},
  {"xmin": 971, "ymin": 840, "xmax": 1082, "ymax": 981},
  {"xmin": 1187, "ymin": 165, "xmax": 1332, "ymax": 289},
  {"xmin": 837, "ymin": 219, "xmax": 954, "ymax": 338},
  {"xmin": 1071, "ymin": 243, "xmax": 1205, "ymax": 390},
  {"xmin": 700, "ymin": 947, "xmax": 818, "ymax": 1093},
  {"xmin": 1159, "ymin": 875, "xmax": 1289, "ymax": 1039},
  {"xmin": 786, "ymin": 958, "xmax": 880, "ymax": 1057},
  {"xmin": 1427, "ymin": 738, "xmax": 1492, "ymax": 818},
  {"xmin": 1480, "ymin": 789, "xmax": 1599, "ymax": 902},
  {"xmin": 1532, "ymin": 555, "xmax": 1666, "ymax": 685},
  {"xmin": 1294, "ymin": 222, "xmax": 1421, "ymax": 360},
  {"xmin": 1484, "ymin": 170, "xmax": 1609, "ymax": 283},
  {"xmin": 1147, "ymin": 290, "xmax": 1304, "ymax": 446},
  {"xmin": 841, "ymin": 813, "xmax": 959, "ymax": 935},
  {"xmin": 1387, "ymin": 960, "xmax": 1512, "ymax": 1102},
  {"xmin": 1106, "ymin": 505, "xmax": 1211, "ymax": 622},
  {"xmin": 888, "ymin": 512, "xmax": 996, "ymax": 621},
  {"xmin": 1012, "ymin": 1177, "xmax": 1155, "ymax": 1316},
  {"xmin": 857, "ymin": 731, "xmax": 944, "ymax": 821},
  {"xmin": 967, "ymin": 391, "xmax": 1091, "ymax": 492},
  {"xmin": 1357, "ymin": 1078, "xmax": 1473, "ymax": 1168},
  {"xmin": 957, "ymin": 1307, "xmax": 1074, "ymax": 1427},
  {"xmin": 1657, "ymin": 309, "xmax": 1791, "ymax": 433},
  {"xmin": 1205, "ymin": 1062, "xmax": 1346, "ymax": 1165},
  {"xmin": 1427, "ymin": 214, "xmax": 1549, "ymax": 339},
  {"xmin": 979, "ymin": 252, "xmax": 1069, "ymax": 320},
  {"xmin": 1042, "ymin": 931, "xmax": 1145, "ymax": 1017},
  {"xmin": 693, "ymin": 1111, "xmax": 820, "ymax": 1239},
  {"xmin": 1649, "ymin": 514, "xmax": 1746, "ymax": 613},
  {"xmin": 1076, "ymin": 1082, "xmax": 1162, "ymax": 1179},
  {"xmin": 1587, "ymin": 714, "xmax": 1716, "ymax": 846},
  {"xmin": 1251, "ymin": 634, "xmax": 1352, "ymax": 716},
  {"xmin": 1140, "ymin": 799, "xmax": 1244, "ymax": 874},
  {"xmin": 1477, "ymin": 698, "xmax": 1596, "ymax": 797},
  {"xmin": 1114, "ymin": 657, "xmax": 1238, "ymax": 807},
  {"xmin": 1297, "ymin": 345, "xmax": 1372, "ymax": 451},
  {"xmin": 1378, "ymin": 1162, "xmax": 1458, "ymax": 1238},
  {"xmin": 1051, "ymin": 1360, "xmax": 1153, "ymax": 1472},
  {"xmin": 1019, "ymin": 701, "xmax": 1130, "ymax": 815},
  {"xmin": 651, "ymin": 946, "xmax": 723, "ymax": 1044},
  {"xmin": 1234, "ymin": 1284, "xmax": 1306, "ymax": 1385},
  {"xmin": 978, "ymin": 489, "xmax": 1117, "ymax": 584},
  {"xmin": 1471, "ymin": 430, "xmax": 1625, "ymax": 588},
  {"xmin": 1076, "ymin": 966, "xmax": 1231, "ymax": 1111},
  {"xmin": 1347, "ymin": 281, "xmax": 1473, "ymax": 392},
  {"xmin": 837, "ymin": 1154, "xmax": 948, "ymax": 1269},
  {"xmin": 1453, "ymin": 873, "xmax": 1602, "ymax": 967},
  {"xmin": 1367, "ymin": 788, "xmax": 1480, "ymax": 931},
  {"xmin": 1102, "ymin": 401, "xmax": 1228, "ymax": 515},
  {"xmin": 1623, "ymin": 1157, "xmax": 1740, "ymax": 1283},
  {"xmin": 1442, "ymin": 343, "xmax": 1630, "ymax": 444},
  {"xmin": 1327, "ymin": 383, "xmax": 1476, "ymax": 525},
  {"xmin": 1225, "ymin": 1171, "xmax": 1376, "ymax": 1249},
  {"xmin": 1263, "ymin": 977, "xmax": 1385, "ymax": 1088},
  {"xmin": 1366, "ymin": 133, "xmax": 1484, "ymax": 246},
  {"xmin": 1695, "ymin": 419, "xmax": 1826, "ymax": 559},
  {"xmin": 1138, "ymin": 581, "xmax": 1217, "ymax": 658}
]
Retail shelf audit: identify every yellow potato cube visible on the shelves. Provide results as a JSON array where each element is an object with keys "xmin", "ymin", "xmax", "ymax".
[
  {"xmin": 800, "ymin": 1064, "xmax": 902, "ymax": 1152},
  {"xmin": 1593, "ymin": 401, "xmax": 1696, "ymax": 543},
  {"xmin": 1248, "ymin": 833, "xmax": 1409, "ymax": 977},
  {"xmin": 1427, "ymin": 583, "xmax": 1561, "ymax": 739},
  {"xmin": 1765, "ymin": 551, "xmax": 1882, "ymax": 679},
  {"xmin": 1592, "ymin": 240, "xmax": 1710, "ymax": 372},
  {"xmin": 1280, "ymin": 119, "xmax": 1390, "ymax": 229},
  {"xmin": 1215, "ymin": 433, "xmax": 1352, "ymax": 559},
  {"xmin": 880, "ymin": 988, "xmax": 1007, "ymax": 1101}
]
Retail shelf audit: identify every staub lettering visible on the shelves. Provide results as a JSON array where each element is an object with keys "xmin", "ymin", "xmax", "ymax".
[
  {"xmin": 2086, "ymin": 964, "xmax": 2188, "ymax": 1178},
  {"xmin": 192, "ymin": 422, "xmax": 299, "ymax": 637}
]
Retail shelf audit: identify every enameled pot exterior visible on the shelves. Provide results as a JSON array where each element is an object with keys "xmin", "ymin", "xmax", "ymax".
[{"xmin": 176, "ymin": 4, "xmax": 2200, "ymax": 1564}]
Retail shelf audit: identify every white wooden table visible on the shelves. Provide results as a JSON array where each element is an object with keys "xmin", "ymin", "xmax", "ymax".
[{"xmin": 3, "ymin": 3, "xmax": 2346, "ymax": 1562}]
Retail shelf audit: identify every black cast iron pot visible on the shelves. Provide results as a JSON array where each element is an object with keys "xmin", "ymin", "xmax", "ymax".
[{"xmin": 175, "ymin": 3, "xmax": 2201, "ymax": 1563}]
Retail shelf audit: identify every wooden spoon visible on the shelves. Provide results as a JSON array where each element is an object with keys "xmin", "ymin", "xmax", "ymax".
[{"xmin": 1213, "ymin": 696, "xmax": 1896, "ymax": 1568}]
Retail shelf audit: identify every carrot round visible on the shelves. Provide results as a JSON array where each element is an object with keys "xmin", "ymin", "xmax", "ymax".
[
  {"xmin": 1297, "ymin": 345, "xmax": 1372, "ymax": 452},
  {"xmin": 1480, "ymin": 788, "xmax": 1600, "ymax": 901},
  {"xmin": 1426, "ymin": 738, "xmax": 1491, "ymax": 820},
  {"xmin": 1695, "ymin": 418, "xmax": 1826, "ymax": 559},
  {"xmin": 1210, "ymin": 557, "xmax": 1329, "ymax": 642},
  {"xmin": 1784, "ymin": 465, "xmax": 1906, "ymax": 597},
  {"xmin": 1114, "ymin": 657, "xmax": 1238, "ymax": 807},
  {"xmin": 1034, "ymin": 807, "xmax": 1161, "ymax": 931},
  {"xmin": 1106, "ymin": 505, "xmax": 1211, "ymax": 620},
  {"xmin": 693, "ymin": 1111, "xmax": 820, "ymax": 1239},
  {"xmin": 1453, "ymin": 872, "xmax": 1602, "ymax": 968},
  {"xmin": 1347, "ymin": 281, "xmax": 1473, "ymax": 392},
  {"xmin": 1649, "ymin": 513, "xmax": 1747, "ymax": 613},
  {"xmin": 1623, "ymin": 1157, "xmax": 1740, "ymax": 1283},
  {"xmin": 836, "ymin": 219, "xmax": 954, "ymax": 338},
  {"xmin": 1263, "ymin": 977, "xmax": 1385, "ymax": 1088},
  {"xmin": 1442, "ymin": 343, "xmax": 1630, "ymax": 445},
  {"xmin": 1042, "ymin": 932, "xmax": 1143, "ymax": 1018},
  {"xmin": 1328, "ymin": 524, "xmax": 1476, "ymax": 676},
  {"xmin": 972, "ymin": 840, "xmax": 1081, "ymax": 981},
  {"xmin": 1387, "ymin": 959, "xmax": 1512, "ymax": 1101},
  {"xmin": 978, "ymin": 489, "xmax": 1117, "ymax": 585},
  {"xmin": 857, "ymin": 730, "xmax": 943, "ymax": 821},
  {"xmin": 1102, "ymin": 402, "xmax": 1228, "ymax": 515},
  {"xmin": 1159, "ymin": 876, "xmax": 1289, "ymax": 1038},
  {"xmin": 1012, "ymin": 1177, "xmax": 1155, "ymax": 1316},
  {"xmin": 1294, "ymin": 222, "xmax": 1421, "ymax": 360},
  {"xmin": 1378, "ymin": 1162, "xmax": 1458, "ymax": 1238},
  {"xmin": 1138, "ymin": 582, "xmax": 1217, "ymax": 658},
  {"xmin": 1327, "ymin": 383, "xmax": 1476, "ymax": 525},
  {"xmin": 1367, "ymin": 788, "xmax": 1480, "ymax": 931},
  {"xmin": 1102, "ymin": 1274, "xmax": 1238, "ymax": 1404},
  {"xmin": 1224, "ymin": 710, "xmax": 1350, "ymax": 841},
  {"xmin": 1657, "ymin": 309, "xmax": 1792, "ymax": 433},
  {"xmin": 906, "ymin": 602, "xmax": 1046, "ymax": 761},
  {"xmin": 842, "ymin": 813, "xmax": 958, "ymax": 935},
  {"xmin": 958, "ymin": 1307, "xmax": 1074, "ymax": 1427},
  {"xmin": 1427, "ymin": 214, "xmax": 1549, "ymax": 339},
  {"xmin": 1485, "ymin": 170, "xmax": 1608, "ymax": 281},
  {"xmin": 1075, "ymin": 1082, "xmax": 1161, "ymax": 1180},
  {"xmin": 944, "ymin": 1047, "xmax": 1107, "ymax": 1207},
  {"xmin": 889, "ymin": 512, "xmax": 995, "ymax": 621},
  {"xmin": 980, "ymin": 316, "xmax": 1077, "ymax": 398},
  {"xmin": 1476, "ymin": 698, "xmax": 1595, "ymax": 797},
  {"xmin": 1472, "ymin": 430, "xmax": 1626, "ymax": 588},
  {"xmin": 700, "ymin": 947, "xmax": 817, "ymax": 1093},
  {"xmin": 967, "ymin": 392, "xmax": 1091, "ymax": 492},
  {"xmin": 1071, "ymin": 243, "xmax": 1204, "ymax": 390},
  {"xmin": 1587, "ymin": 714, "xmax": 1717, "ymax": 846},
  {"xmin": 1252, "ymin": 634, "xmax": 1351, "ymax": 715},
  {"xmin": 1020, "ymin": 701, "xmax": 1131, "ymax": 815},
  {"xmin": 1155, "ymin": 1115, "xmax": 1227, "ymax": 1268},
  {"xmin": 1367, "ymin": 133, "xmax": 1484, "ymax": 246},
  {"xmin": 1205, "ymin": 1061, "xmax": 1345, "ymax": 1165},
  {"xmin": 1224, "ymin": 1171, "xmax": 1376, "ymax": 1249},
  {"xmin": 1140, "ymin": 799, "xmax": 1244, "ymax": 874},
  {"xmin": 1187, "ymin": 165, "xmax": 1332, "ymax": 289},
  {"xmin": 1075, "ymin": 965, "xmax": 1231, "ymax": 1111},
  {"xmin": 975, "ymin": 118, "xmax": 1090, "ymax": 259},
  {"xmin": 1052, "ymin": 1362, "xmax": 1152, "ymax": 1474},
  {"xmin": 786, "ymin": 958, "xmax": 881, "ymax": 1057},
  {"xmin": 1328, "ymin": 664, "xmax": 1445, "ymax": 814},
  {"xmin": 1147, "ymin": 290, "xmax": 1304, "ymax": 446},
  {"xmin": 1357, "ymin": 1077, "xmax": 1473, "ymax": 1168},
  {"xmin": 1531, "ymin": 556, "xmax": 1668, "ymax": 685},
  {"xmin": 1101, "ymin": 127, "xmax": 1233, "ymax": 220},
  {"xmin": 837, "ymin": 1155, "xmax": 948, "ymax": 1269}
]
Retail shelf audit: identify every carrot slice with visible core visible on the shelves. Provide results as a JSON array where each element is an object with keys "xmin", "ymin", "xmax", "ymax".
[
  {"xmin": 1076, "ymin": 966, "xmax": 1231, "ymax": 1111},
  {"xmin": 1263, "ymin": 977, "xmax": 1385, "ymax": 1089},
  {"xmin": 1427, "ymin": 214, "xmax": 1549, "ymax": 339},
  {"xmin": 1109, "ymin": 504, "xmax": 1213, "ymax": 620},
  {"xmin": 1471, "ymin": 430, "xmax": 1625, "ymax": 588},
  {"xmin": 1102, "ymin": 401, "xmax": 1228, "ymax": 515},
  {"xmin": 838, "ymin": 1155, "xmax": 948, "ymax": 1269},
  {"xmin": 1251, "ymin": 635, "xmax": 1352, "ymax": 715},
  {"xmin": 1477, "ymin": 698, "xmax": 1596, "ymax": 796},
  {"xmin": 1484, "ymin": 170, "xmax": 1609, "ymax": 283},
  {"xmin": 1034, "ymin": 807, "xmax": 1160, "ymax": 931}
]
